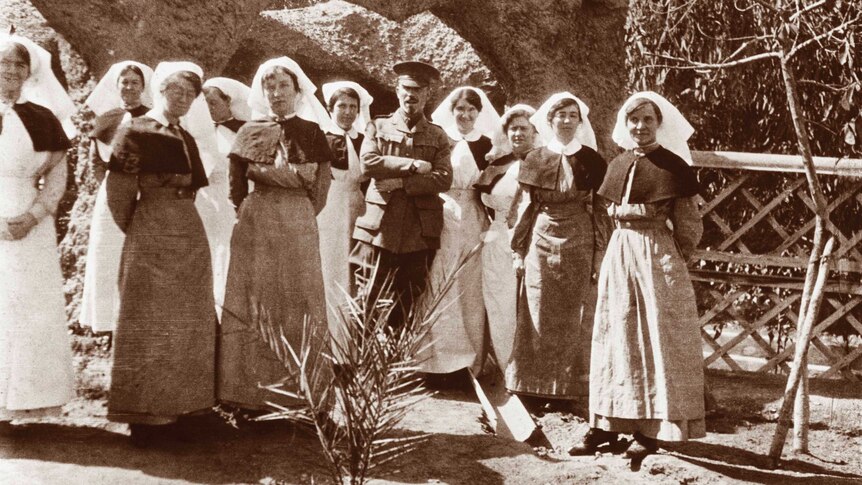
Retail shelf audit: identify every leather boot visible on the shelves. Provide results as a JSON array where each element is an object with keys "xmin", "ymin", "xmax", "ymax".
[
  {"xmin": 624, "ymin": 431, "xmax": 659, "ymax": 459},
  {"xmin": 568, "ymin": 427, "xmax": 621, "ymax": 455}
]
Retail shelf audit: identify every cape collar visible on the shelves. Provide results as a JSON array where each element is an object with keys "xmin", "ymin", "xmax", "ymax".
[
  {"xmin": 328, "ymin": 122, "xmax": 359, "ymax": 139},
  {"xmin": 547, "ymin": 137, "xmax": 582, "ymax": 156},
  {"xmin": 444, "ymin": 125, "xmax": 482, "ymax": 142}
]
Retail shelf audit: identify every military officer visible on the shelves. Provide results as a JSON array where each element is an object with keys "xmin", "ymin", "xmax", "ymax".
[{"xmin": 351, "ymin": 60, "xmax": 452, "ymax": 327}]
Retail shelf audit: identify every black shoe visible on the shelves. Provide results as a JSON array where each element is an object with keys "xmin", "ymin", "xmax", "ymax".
[
  {"xmin": 624, "ymin": 432, "xmax": 659, "ymax": 459},
  {"xmin": 568, "ymin": 428, "xmax": 621, "ymax": 455}
]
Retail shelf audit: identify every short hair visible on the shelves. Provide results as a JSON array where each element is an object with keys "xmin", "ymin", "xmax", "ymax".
[
  {"xmin": 1, "ymin": 41, "xmax": 30, "ymax": 69},
  {"xmin": 625, "ymin": 97, "xmax": 663, "ymax": 124},
  {"xmin": 203, "ymin": 86, "xmax": 230, "ymax": 102},
  {"xmin": 117, "ymin": 64, "xmax": 145, "ymax": 85},
  {"xmin": 546, "ymin": 97, "xmax": 579, "ymax": 123},
  {"xmin": 327, "ymin": 87, "xmax": 360, "ymax": 111},
  {"xmin": 502, "ymin": 108, "xmax": 535, "ymax": 133},
  {"xmin": 262, "ymin": 65, "xmax": 299, "ymax": 91},
  {"xmin": 161, "ymin": 70, "xmax": 202, "ymax": 97},
  {"xmin": 450, "ymin": 87, "xmax": 483, "ymax": 112}
]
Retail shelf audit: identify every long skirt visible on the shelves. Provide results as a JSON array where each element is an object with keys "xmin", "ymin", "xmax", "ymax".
[
  {"xmin": 590, "ymin": 221, "xmax": 705, "ymax": 441},
  {"xmin": 419, "ymin": 188, "xmax": 487, "ymax": 374},
  {"xmin": 79, "ymin": 179, "xmax": 125, "ymax": 332},
  {"xmin": 317, "ymin": 176, "xmax": 364, "ymax": 356},
  {"xmin": 194, "ymin": 171, "xmax": 236, "ymax": 314},
  {"xmin": 505, "ymin": 202, "xmax": 594, "ymax": 398},
  {"xmin": 481, "ymin": 215, "xmax": 517, "ymax": 372},
  {"xmin": 0, "ymin": 200, "xmax": 74, "ymax": 419},
  {"xmin": 219, "ymin": 186, "xmax": 328, "ymax": 410},
  {"xmin": 107, "ymin": 191, "xmax": 216, "ymax": 424}
]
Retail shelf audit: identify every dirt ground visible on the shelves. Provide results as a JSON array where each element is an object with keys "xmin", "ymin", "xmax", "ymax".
[{"xmin": 2, "ymin": 341, "xmax": 862, "ymax": 485}]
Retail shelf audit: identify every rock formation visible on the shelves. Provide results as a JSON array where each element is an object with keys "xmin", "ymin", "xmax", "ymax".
[
  {"xmin": 30, "ymin": 0, "xmax": 627, "ymax": 147},
  {"xmin": 347, "ymin": 0, "xmax": 629, "ymax": 152}
]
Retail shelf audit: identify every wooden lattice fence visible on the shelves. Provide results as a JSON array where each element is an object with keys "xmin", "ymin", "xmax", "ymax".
[{"xmin": 691, "ymin": 151, "xmax": 862, "ymax": 381}]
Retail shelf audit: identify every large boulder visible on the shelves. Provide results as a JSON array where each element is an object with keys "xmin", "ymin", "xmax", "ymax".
[
  {"xmin": 29, "ymin": 0, "xmax": 273, "ymax": 78},
  {"xmin": 347, "ymin": 0, "xmax": 629, "ymax": 153},
  {"xmin": 235, "ymin": 1, "xmax": 498, "ymax": 115}
]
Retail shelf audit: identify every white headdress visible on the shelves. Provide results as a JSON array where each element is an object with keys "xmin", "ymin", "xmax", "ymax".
[
  {"xmin": 203, "ymin": 77, "xmax": 251, "ymax": 121},
  {"xmin": 322, "ymin": 81, "xmax": 373, "ymax": 134},
  {"xmin": 247, "ymin": 56, "xmax": 337, "ymax": 133},
  {"xmin": 151, "ymin": 61, "xmax": 215, "ymax": 140},
  {"xmin": 85, "ymin": 60, "xmax": 153, "ymax": 116},
  {"xmin": 530, "ymin": 92, "xmax": 597, "ymax": 150},
  {"xmin": 0, "ymin": 34, "xmax": 76, "ymax": 137},
  {"xmin": 431, "ymin": 86, "xmax": 502, "ymax": 142},
  {"xmin": 612, "ymin": 91, "xmax": 694, "ymax": 164},
  {"xmin": 150, "ymin": 61, "xmax": 219, "ymax": 175},
  {"xmin": 491, "ymin": 103, "xmax": 537, "ymax": 156}
]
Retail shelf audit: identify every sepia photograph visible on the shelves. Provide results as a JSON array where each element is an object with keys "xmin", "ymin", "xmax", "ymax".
[{"xmin": 0, "ymin": 0, "xmax": 861, "ymax": 483}]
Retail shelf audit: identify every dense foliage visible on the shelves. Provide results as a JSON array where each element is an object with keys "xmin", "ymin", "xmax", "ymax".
[{"xmin": 627, "ymin": 0, "xmax": 862, "ymax": 348}]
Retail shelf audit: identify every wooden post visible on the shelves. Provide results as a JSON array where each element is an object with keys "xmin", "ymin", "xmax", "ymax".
[
  {"xmin": 775, "ymin": 48, "xmax": 832, "ymax": 457},
  {"xmin": 767, "ymin": 237, "xmax": 835, "ymax": 467}
]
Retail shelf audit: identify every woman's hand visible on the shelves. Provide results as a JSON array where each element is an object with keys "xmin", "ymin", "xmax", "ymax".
[
  {"xmin": 7, "ymin": 213, "xmax": 38, "ymax": 240},
  {"xmin": 512, "ymin": 253, "xmax": 525, "ymax": 278}
]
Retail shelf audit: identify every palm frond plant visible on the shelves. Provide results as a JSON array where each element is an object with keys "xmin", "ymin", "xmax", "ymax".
[{"xmin": 243, "ymin": 246, "xmax": 481, "ymax": 485}]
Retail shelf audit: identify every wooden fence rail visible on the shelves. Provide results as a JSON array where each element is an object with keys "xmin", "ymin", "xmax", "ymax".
[{"xmin": 690, "ymin": 151, "xmax": 862, "ymax": 380}]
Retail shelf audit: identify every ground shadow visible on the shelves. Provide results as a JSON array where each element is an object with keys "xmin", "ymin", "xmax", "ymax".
[
  {"xmin": 705, "ymin": 369, "xmax": 861, "ymax": 435},
  {"xmin": 661, "ymin": 440, "xmax": 862, "ymax": 483},
  {"xmin": 2, "ymin": 414, "xmax": 534, "ymax": 484}
]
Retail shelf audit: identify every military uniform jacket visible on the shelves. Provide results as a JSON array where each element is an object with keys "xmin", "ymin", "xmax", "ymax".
[{"xmin": 353, "ymin": 109, "xmax": 453, "ymax": 253}]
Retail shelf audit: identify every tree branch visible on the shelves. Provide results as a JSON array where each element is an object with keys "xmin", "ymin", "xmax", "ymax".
[
  {"xmin": 786, "ymin": 13, "xmax": 862, "ymax": 59},
  {"xmin": 646, "ymin": 51, "xmax": 781, "ymax": 70},
  {"xmin": 789, "ymin": 0, "xmax": 827, "ymax": 22}
]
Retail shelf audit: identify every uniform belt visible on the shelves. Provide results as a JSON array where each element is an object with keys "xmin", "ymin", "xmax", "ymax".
[
  {"xmin": 536, "ymin": 201, "xmax": 582, "ymax": 217},
  {"xmin": 252, "ymin": 184, "xmax": 306, "ymax": 195},
  {"xmin": 139, "ymin": 186, "xmax": 196, "ymax": 200},
  {"xmin": 614, "ymin": 219, "xmax": 663, "ymax": 230}
]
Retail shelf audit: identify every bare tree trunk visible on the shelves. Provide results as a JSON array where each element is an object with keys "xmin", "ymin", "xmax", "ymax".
[
  {"xmin": 767, "ymin": 50, "xmax": 832, "ymax": 463},
  {"xmin": 793, "ymin": 362, "xmax": 810, "ymax": 452},
  {"xmin": 768, "ymin": 237, "xmax": 835, "ymax": 467}
]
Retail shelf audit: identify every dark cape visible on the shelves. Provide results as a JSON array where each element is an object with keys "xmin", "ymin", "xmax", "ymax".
[
  {"xmin": 12, "ymin": 101, "xmax": 72, "ymax": 152},
  {"xmin": 474, "ymin": 152, "xmax": 518, "ymax": 193},
  {"xmin": 466, "ymin": 135, "xmax": 493, "ymax": 172},
  {"xmin": 90, "ymin": 105, "xmax": 149, "ymax": 145},
  {"xmin": 107, "ymin": 116, "xmax": 208, "ymax": 190},
  {"xmin": 216, "ymin": 118, "xmax": 246, "ymax": 134},
  {"xmin": 597, "ymin": 145, "xmax": 700, "ymax": 204},
  {"xmin": 325, "ymin": 131, "xmax": 364, "ymax": 170},
  {"xmin": 229, "ymin": 117, "xmax": 332, "ymax": 166},
  {"xmin": 519, "ymin": 145, "xmax": 606, "ymax": 192}
]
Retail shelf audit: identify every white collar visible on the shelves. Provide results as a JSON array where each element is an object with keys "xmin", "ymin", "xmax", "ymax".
[
  {"xmin": 328, "ymin": 123, "xmax": 359, "ymax": 139},
  {"xmin": 444, "ymin": 125, "xmax": 482, "ymax": 142},
  {"xmin": 0, "ymin": 92, "xmax": 28, "ymax": 112},
  {"xmin": 547, "ymin": 137, "xmax": 582, "ymax": 156},
  {"xmin": 269, "ymin": 111, "xmax": 297, "ymax": 122}
]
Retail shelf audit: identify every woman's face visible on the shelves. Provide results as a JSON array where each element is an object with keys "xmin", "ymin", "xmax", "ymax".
[
  {"xmin": 162, "ymin": 77, "xmax": 197, "ymax": 119},
  {"xmin": 453, "ymin": 97, "xmax": 479, "ymax": 134},
  {"xmin": 626, "ymin": 102, "xmax": 660, "ymax": 146},
  {"xmin": 331, "ymin": 94, "xmax": 359, "ymax": 131},
  {"xmin": 507, "ymin": 115, "xmax": 535, "ymax": 155},
  {"xmin": 117, "ymin": 70, "xmax": 145, "ymax": 108},
  {"xmin": 0, "ymin": 43, "xmax": 29, "ymax": 95},
  {"xmin": 263, "ymin": 70, "xmax": 298, "ymax": 118},
  {"xmin": 550, "ymin": 102, "xmax": 580, "ymax": 143},
  {"xmin": 204, "ymin": 87, "xmax": 233, "ymax": 122}
]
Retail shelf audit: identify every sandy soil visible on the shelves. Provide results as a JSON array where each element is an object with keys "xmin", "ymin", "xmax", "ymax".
[{"xmin": 1, "ymin": 346, "xmax": 861, "ymax": 485}]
